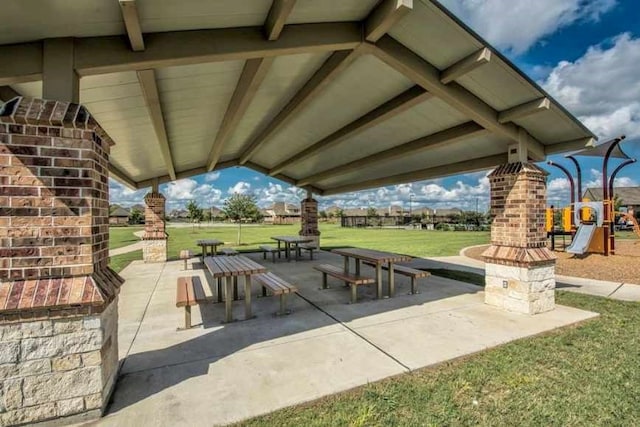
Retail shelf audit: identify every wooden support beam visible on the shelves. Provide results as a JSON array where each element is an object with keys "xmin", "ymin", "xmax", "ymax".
[
  {"xmin": 137, "ymin": 69, "xmax": 176, "ymax": 181},
  {"xmin": 269, "ymin": 85, "xmax": 432, "ymax": 176},
  {"xmin": 43, "ymin": 38, "xmax": 79, "ymax": 103},
  {"xmin": 238, "ymin": 48, "xmax": 363, "ymax": 165},
  {"xmin": 0, "ymin": 42, "xmax": 42, "ymax": 85},
  {"xmin": 372, "ymin": 37, "xmax": 547, "ymax": 158},
  {"xmin": 119, "ymin": 0, "xmax": 145, "ymax": 51},
  {"xmin": 0, "ymin": 86, "xmax": 19, "ymax": 102},
  {"xmin": 244, "ymin": 161, "xmax": 324, "ymax": 195},
  {"xmin": 545, "ymin": 137, "xmax": 596, "ymax": 155},
  {"xmin": 440, "ymin": 47, "xmax": 491, "ymax": 84},
  {"xmin": 73, "ymin": 23, "xmax": 361, "ymax": 77},
  {"xmin": 207, "ymin": 57, "xmax": 274, "ymax": 171},
  {"xmin": 265, "ymin": 0, "xmax": 297, "ymax": 40},
  {"xmin": 297, "ymin": 122, "xmax": 486, "ymax": 186},
  {"xmin": 365, "ymin": 0, "xmax": 413, "ymax": 43},
  {"xmin": 137, "ymin": 159, "xmax": 240, "ymax": 188},
  {"xmin": 109, "ymin": 165, "xmax": 138, "ymax": 189},
  {"xmin": 498, "ymin": 97, "xmax": 550, "ymax": 124},
  {"xmin": 323, "ymin": 153, "xmax": 508, "ymax": 196}
]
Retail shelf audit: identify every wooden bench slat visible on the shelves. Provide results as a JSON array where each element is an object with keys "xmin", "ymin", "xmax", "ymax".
[
  {"xmin": 313, "ymin": 264, "xmax": 375, "ymax": 285},
  {"xmin": 362, "ymin": 261, "xmax": 430, "ymax": 278},
  {"xmin": 259, "ymin": 245, "xmax": 278, "ymax": 252},
  {"xmin": 220, "ymin": 248, "xmax": 238, "ymax": 255},
  {"xmin": 176, "ymin": 278, "xmax": 189, "ymax": 307}
]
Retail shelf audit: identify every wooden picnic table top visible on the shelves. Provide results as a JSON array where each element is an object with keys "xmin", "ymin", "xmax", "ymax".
[
  {"xmin": 271, "ymin": 235, "xmax": 313, "ymax": 243},
  {"xmin": 197, "ymin": 239, "xmax": 224, "ymax": 246},
  {"xmin": 204, "ymin": 255, "xmax": 267, "ymax": 278},
  {"xmin": 331, "ymin": 248, "xmax": 412, "ymax": 264}
]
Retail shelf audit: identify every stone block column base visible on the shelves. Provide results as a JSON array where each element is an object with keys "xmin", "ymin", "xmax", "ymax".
[
  {"xmin": 483, "ymin": 246, "xmax": 556, "ymax": 315},
  {"xmin": 142, "ymin": 239, "xmax": 167, "ymax": 263}
]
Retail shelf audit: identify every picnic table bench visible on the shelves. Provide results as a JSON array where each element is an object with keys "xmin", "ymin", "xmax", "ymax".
[
  {"xmin": 220, "ymin": 247, "xmax": 238, "ymax": 256},
  {"xmin": 314, "ymin": 264, "xmax": 375, "ymax": 304},
  {"xmin": 260, "ymin": 245, "xmax": 280, "ymax": 262},
  {"xmin": 197, "ymin": 239, "xmax": 224, "ymax": 261},
  {"xmin": 297, "ymin": 243, "xmax": 317, "ymax": 260},
  {"xmin": 363, "ymin": 261, "xmax": 431, "ymax": 295},
  {"xmin": 253, "ymin": 272, "xmax": 297, "ymax": 315},
  {"xmin": 176, "ymin": 276, "xmax": 208, "ymax": 329}
]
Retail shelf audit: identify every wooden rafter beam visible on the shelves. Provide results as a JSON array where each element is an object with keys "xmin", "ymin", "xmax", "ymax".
[
  {"xmin": 243, "ymin": 161, "xmax": 324, "ymax": 195},
  {"xmin": 269, "ymin": 85, "xmax": 432, "ymax": 176},
  {"xmin": 440, "ymin": 47, "xmax": 491, "ymax": 84},
  {"xmin": 119, "ymin": 0, "xmax": 145, "ymax": 51},
  {"xmin": 109, "ymin": 165, "xmax": 138, "ymax": 189},
  {"xmin": 322, "ymin": 153, "xmax": 508, "ymax": 196},
  {"xmin": 207, "ymin": 57, "xmax": 274, "ymax": 171},
  {"xmin": 297, "ymin": 122, "xmax": 486, "ymax": 187},
  {"xmin": 238, "ymin": 47, "xmax": 364, "ymax": 165},
  {"xmin": 365, "ymin": 0, "xmax": 413, "ymax": 43},
  {"xmin": 137, "ymin": 69, "xmax": 176, "ymax": 181},
  {"xmin": 137, "ymin": 159, "xmax": 240, "ymax": 188},
  {"xmin": 371, "ymin": 37, "xmax": 546, "ymax": 161},
  {"xmin": 265, "ymin": 0, "xmax": 297, "ymax": 40},
  {"xmin": 498, "ymin": 97, "xmax": 550, "ymax": 124},
  {"xmin": 0, "ymin": 86, "xmax": 19, "ymax": 102}
]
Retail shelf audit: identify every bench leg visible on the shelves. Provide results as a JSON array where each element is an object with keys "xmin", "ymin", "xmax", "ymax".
[
  {"xmin": 244, "ymin": 275, "xmax": 253, "ymax": 320},
  {"xmin": 388, "ymin": 264, "xmax": 395, "ymax": 298},
  {"xmin": 262, "ymin": 285, "xmax": 268, "ymax": 297},
  {"xmin": 277, "ymin": 293, "xmax": 289, "ymax": 316},
  {"xmin": 183, "ymin": 259, "xmax": 187, "ymax": 270},
  {"xmin": 376, "ymin": 264, "xmax": 383, "ymax": 299},
  {"xmin": 223, "ymin": 277, "xmax": 233, "ymax": 323},
  {"xmin": 309, "ymin": 249, "xmax": 314, "ymax": 261},
  {"xmin": 185, "ymin": 305, "xmax": 191, "ymax": 329},
  {"xmin": 343, "ymin": 257, "xmax": 350, "ymax": 287},
  {"xmin": 272, "ymin": 251, "xmax": 276, "ymax": 263},
  {"xmin": 410, "ymin": 277, "xmax": 419, "ymax": 295},
  {"xmin": 263, "ymin": 251, "xmax": 266, "ymax": 260},
  {"xmin": 217, "ymin": 278, "xmax": 223, "ymax": 303},
  {"xmin": 233, "ymin": 276, "xmax": 239, "ymax": 300},
  {"xmin": 350, "ymin": 284, "xmax": 357, "ymax": 304},
  {"xmin": 321, "ymin": 272, "xmax": 329, "ymax": 290}
]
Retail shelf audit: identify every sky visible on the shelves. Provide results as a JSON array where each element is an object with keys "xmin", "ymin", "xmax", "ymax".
[{"xmin": 109, "ymin": 0, "xmax": 640, "ymax": 213}]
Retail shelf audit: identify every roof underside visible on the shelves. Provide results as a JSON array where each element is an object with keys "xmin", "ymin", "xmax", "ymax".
[{"xmin": 0, "ymin": 0, "xmax": 596, "ymax": 195}]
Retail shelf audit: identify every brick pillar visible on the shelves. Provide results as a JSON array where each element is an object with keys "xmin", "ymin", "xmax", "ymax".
[
  {"xmin": 299, "ymin": 196, "xmax": 320, "ymax": 247},
  {"xmin": 141, "ymin": 192, "xmax": 167, "ymax": 263},
  {"xmin": 482, "ymin": 162, "xmax": 557, "ymax": 315},
  {"xmin": 0, "ymin": 97, "xmax": 123, "ymax": 425}
]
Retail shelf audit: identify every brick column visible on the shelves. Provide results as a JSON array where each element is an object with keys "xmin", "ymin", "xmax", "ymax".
[
  {"xmin": 141, "ymin": 192, "xmax": 167, "ymax": 263},
  {"xmin": 482, "ymin": 162, "xmax": 557, "ymax": 315},
  {"xmin": 0, "ymin": 97, "xmax": 123, "ymax": 425},
  {"xmin": 299, "ymin": 196, "xmax": 320, "ymax": 247}
]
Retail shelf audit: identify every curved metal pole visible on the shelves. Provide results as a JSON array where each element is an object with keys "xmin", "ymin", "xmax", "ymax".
[
  {"xmin": 603, "ymin": 135, "xmax": 627, "ymax": 255},
  {"xmin": 547, "ymin": 161, "xmax": 576, "ymax": 228},
  {"xmin": 566, "ymin": 155, "xmax": 582, "ymax": 202},
  {"xmin": 608, "ymin": 159, "xmax": 636, "ymax": 204}
]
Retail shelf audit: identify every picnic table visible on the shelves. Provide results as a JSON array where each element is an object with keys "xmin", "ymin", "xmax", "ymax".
[
  {"xmin": 271, "ymin": 235, "xmax": 313, "ymax": 261},
  {"xmin": 197, "ymin": 239, "xmax": 224, "ymax": 260},
  {"xmin": 331, "ymin": 248, "xmax": 411, "ymax": 298},
  {"xmin": 204, "ymin": 255, "xmax": 266, "ymax": 323}
]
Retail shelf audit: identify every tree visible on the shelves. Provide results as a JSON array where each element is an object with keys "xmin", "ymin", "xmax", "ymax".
[
  {"xmin": 186, "ymin": 200, "xmax": 203, "ymax": 225},
  {"xmin": 366, "ymin": 207, "xmax": 378, "ymax": 218},
  {"xmin": 319, "ymin": 210, "xmax": 328, "ymax": 222},
  {"xmin": 128, "ymin": 208, "xmax": 144, "ymax": 225},
  {"xmin": 222, "ymin": 193, "xmax": 260, "ymax": 244},
  {"xmin": 336, "ymin": 208, "xmax": 345, "ymax": 218}
]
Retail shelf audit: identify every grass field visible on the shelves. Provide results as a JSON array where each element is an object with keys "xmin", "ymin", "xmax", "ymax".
[
  {"xmin": 109, "ymin": 223, "xmax": 490, "ymax": 273},
  {"xmin": 239, "ymin": 291, "xmax": 640, "ymax": 426}
]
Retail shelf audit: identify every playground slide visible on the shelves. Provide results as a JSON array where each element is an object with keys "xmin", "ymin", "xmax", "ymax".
[{"xmin": 566, "ymin": 223, "xmax": 597, "ymax": 255}]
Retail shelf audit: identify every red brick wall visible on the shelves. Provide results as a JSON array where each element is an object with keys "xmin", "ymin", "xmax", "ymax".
[
  {"xmin": 299, "ymin": 198, "xmax": 320, "ymax": 237},
  {"xmin": 142, "ymin": 192, "xmax": 166, "ymax": 240},
  {"xmin": 0, "ymin": 98, "xmax": 111, "ymax": 281}
]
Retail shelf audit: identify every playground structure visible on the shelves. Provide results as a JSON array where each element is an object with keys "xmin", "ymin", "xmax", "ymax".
[{"xmin": 546, "ymin": 136, "xmax": 638, "ymax": 256}]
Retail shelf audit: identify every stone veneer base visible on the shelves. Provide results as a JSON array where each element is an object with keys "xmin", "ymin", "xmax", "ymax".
[
  {"xmin": 0, "ymin": 297, "xmax": 119, "ymax": 426},
  {"xmin": 484, "ymin": 262, "xmax": 555, "ymax": 315},
  {"xmin": 142, "ymin": 239, "xmax": 168, "ymax": 263}
]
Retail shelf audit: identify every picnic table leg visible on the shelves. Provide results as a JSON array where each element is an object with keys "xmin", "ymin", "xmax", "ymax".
[
  {"xmin": 244, "ymin": 275, "xmax": 252, "ymax": 320},
  {"xmin": 376, "ymin": 263, "xmax": 383, "ymax": 299},
  {"xmin": 343, "ymin": 256, "xmax": 350, "ymax": 287},
  {"xmin": 277, "ymin": 241, "xmax": 282, "ymax": 258},
  {"xmin": 185, "ymin": 306, "xmax": 191, "ymax": 329},
  {"xmin": 388, "ymin": 263, "xmax": 395, "ymax": 297},
  {"xmin": 286, "ymin": 243, "xmax": 291, "ymax": 262},
  {"xmin": 224, "ymin": 277, "xmax": 233, "ymax": 323},
  {"xmin": 217, "ymin": 278, "xmax": 223, "ymax": 303},
  {"xmin": 355, "ymin": 259, "xmax": 360, "ymax": 275},
  {"xmin": 350, "ymin": 284, "xmax": 357, "ymax": 304},
  {"xmin": 233, "ymin": 277, "xmax": 239, "ymax": 300}
]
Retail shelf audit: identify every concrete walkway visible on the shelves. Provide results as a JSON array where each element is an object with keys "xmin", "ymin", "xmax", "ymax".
[
  {"xmin": 92, "ymin": 251, "xmax": 597, "ymax": 426},
  {"xmin": 406, "ymin": 247, "xmax": 640, "ymax": 302}
]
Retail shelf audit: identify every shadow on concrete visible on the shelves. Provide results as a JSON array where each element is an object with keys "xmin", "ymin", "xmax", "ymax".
[{"xmin": 106, "ymin": 250, "xmax": 481, "ymax": 414}]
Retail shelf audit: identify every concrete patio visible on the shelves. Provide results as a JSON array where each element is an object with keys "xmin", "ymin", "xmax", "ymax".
[{"xmin": 93, "ymin": 250, "xmax": 597, "ymax": 426}]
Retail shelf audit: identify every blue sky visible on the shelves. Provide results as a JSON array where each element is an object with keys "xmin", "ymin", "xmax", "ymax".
[{"xmin": 110, "ymin": 0, "xmax": 640, "ymax": 213}]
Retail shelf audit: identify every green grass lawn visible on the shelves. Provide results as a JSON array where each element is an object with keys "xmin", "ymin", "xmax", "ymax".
[
  {"xmin": 239, "ymin": 291, "xmax": 640, "ymax": 426},
  {"xmin": 109, "ymin": 226, "xmax": 144, "ymax": 250}
]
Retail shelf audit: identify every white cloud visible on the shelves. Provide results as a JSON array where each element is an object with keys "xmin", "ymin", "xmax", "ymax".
[
  {"xmin": 204, "ymin": 171, "xmax": 220, "ymax": 182},
  {"xmin": 108, "ymin": 178, "xmax": 147, "ymax": 206},
  {"xmin": 439, "ymin": 0, "xmax": 617, "ymax": 54},
  {"xmin": 542, "ymin": 33, "xmax": 640, "ymax": 139},
  {"xmin": 228, "ymin": 181, "xmax": 251, "ymax": 195}
]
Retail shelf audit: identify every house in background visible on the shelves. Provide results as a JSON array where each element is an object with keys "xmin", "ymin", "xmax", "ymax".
[
  {"xmin": 583, "ymin": 187, "xmax": 640, "ymax": 215},
  {"xmin": 263, "ymin": 202, "xmax": 300, "ymax": 224},
  {"xmin": 109, "ymin": 206, "xmax": 130, "ymax": 225}
]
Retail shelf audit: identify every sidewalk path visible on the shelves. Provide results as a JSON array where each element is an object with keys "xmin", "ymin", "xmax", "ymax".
[{"xmin": 406, "ymin": 247, "xmax": 640, "ymax": 303}]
